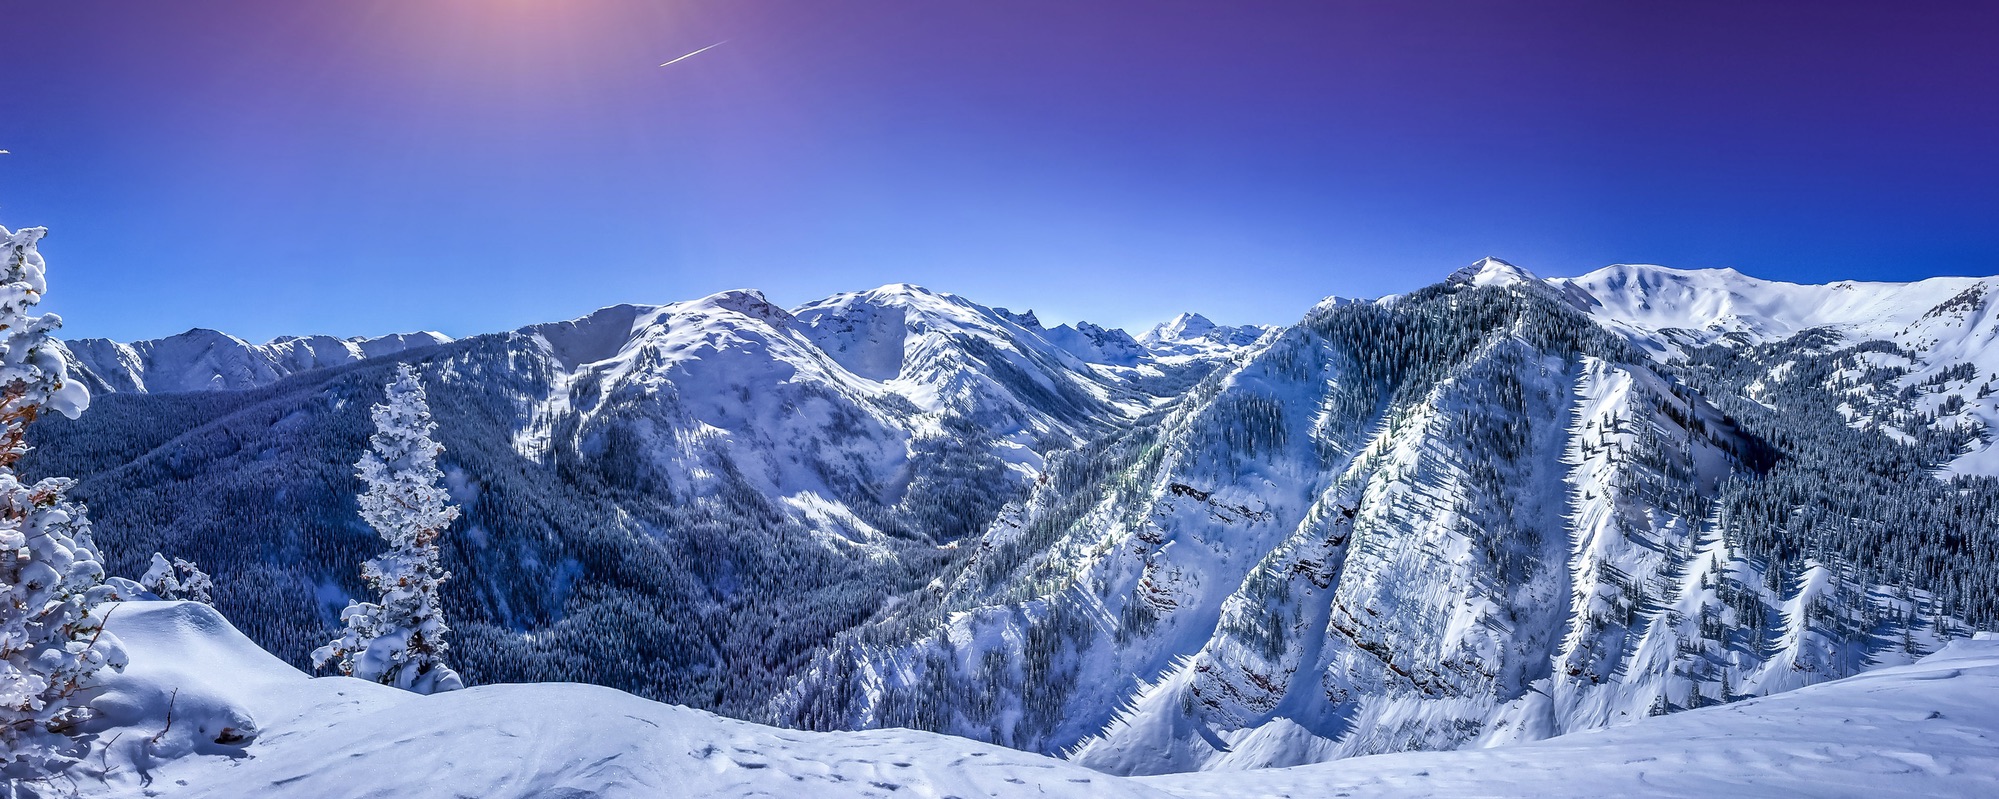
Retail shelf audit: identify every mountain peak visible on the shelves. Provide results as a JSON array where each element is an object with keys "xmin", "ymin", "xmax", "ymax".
[
  {"xmin": 692, "ymin": 289, "xmax": 794, "ymax": 326},
  {"xmin": 865, "ymin": 282, "xmax": 948, "ymax": 299},
  {"xmin": 1148, "ymin": 312, "xmax": 1218, "ymax": 343},
  {"xmin": 992, "ymin": 307, "xmax": 1043, "ymax": 331},
  {"xmin": 1447, "ymin": 257, "xmax": 1539, "ymax": 288}
]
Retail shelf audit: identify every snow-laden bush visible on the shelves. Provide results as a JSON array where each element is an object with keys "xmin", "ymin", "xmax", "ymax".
[
  {"xmin": 139, "ymin": 552, "xmax": 214, "ymax": 605},
  {"xmin": 313, "ymin": 363, "xmax": 463, "ymax": 694},
  {"xmin": 0, "ymin": 225, "xmax": 126, "ymax": 784}
]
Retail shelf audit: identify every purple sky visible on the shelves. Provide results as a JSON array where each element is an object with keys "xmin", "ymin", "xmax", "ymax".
[{"xmin": 5, "ymin": 0, "xmax": 1997, "ymax": 342}]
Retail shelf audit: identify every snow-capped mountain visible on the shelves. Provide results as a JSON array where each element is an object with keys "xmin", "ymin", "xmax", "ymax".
[
  {"xmin": 1553, "ymin": 263, "xmax": 1994, "ymax": 348},
  {"xmin": 1548, "ymin": 262, "xmax": 1999, "ymax": 476},
  {"xmin": 27, "ymin": 283, "xmax": 1258, "ymax": 720},
  {"xmin": 1139, "ymin": 312, "xmax": 1273, "ymax": 358},
  {"xmin": 772, "ymin": 260, "xmax": 1995, "ymax": 776},
  {"xmin": 991, "ymin": 306, "xmax": 1150, "ymax": 367},
  {"xmin": 61, "ymin": 329, "xmax": 450, "ymax": 394}
]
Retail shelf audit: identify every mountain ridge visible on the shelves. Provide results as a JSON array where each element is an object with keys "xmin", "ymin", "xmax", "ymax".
[
  {"xmin": 61, "ymin": 283, "xmax": 1270, "ymax": 397},
  {"xmin": 767, "ymin": 262, "xmax": 1999, "ymax": 776}
]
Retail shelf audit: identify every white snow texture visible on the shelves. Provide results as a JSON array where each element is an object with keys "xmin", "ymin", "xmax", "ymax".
[
  {"xmin": 0, "ymin": 225, "xmax": 125, "ymax": 784},
  {"xmin": 58, "ymin": 601, "xmax": 1999, "ymax": 798}
]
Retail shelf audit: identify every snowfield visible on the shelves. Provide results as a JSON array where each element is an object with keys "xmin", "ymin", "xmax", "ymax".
[
  {"xmin": 61, "ymin": 601, "xmax": 1999, "ymax": 798},
  {"xmin": 76, "ymin": 602, "xmax": 1170, "ymax": 799}
]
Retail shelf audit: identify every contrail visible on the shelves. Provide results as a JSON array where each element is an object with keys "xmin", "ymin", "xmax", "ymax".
[{"xmin": 660, "ymin": 41, "xmax": 725, "ymax": 67}]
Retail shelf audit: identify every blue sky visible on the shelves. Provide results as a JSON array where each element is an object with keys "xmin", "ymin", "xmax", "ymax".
[{"xmin": 5, "ymin": 0, "xmax": 1997, "ymax": 342}]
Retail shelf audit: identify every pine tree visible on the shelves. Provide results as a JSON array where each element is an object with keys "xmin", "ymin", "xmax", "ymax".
[
  {"xmin": 0, "ymin": 225, "xmax": 126, "ymax": 784},
  {"xmin": 313, "ymin": 363, "xmax": 464, "ymax": 694}
]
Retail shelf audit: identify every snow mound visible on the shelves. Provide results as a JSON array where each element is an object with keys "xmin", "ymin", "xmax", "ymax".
[
  {"xmin": 63, "ymin": 606, "xmax": 1999, "ymax": 797},
  {"xmin": 84, "ymin": 602, "xmax": 308, "ymax": 767},
  {"xmin": 76, "ymin": 602, "xmax": 1172, "ymax": 799}
]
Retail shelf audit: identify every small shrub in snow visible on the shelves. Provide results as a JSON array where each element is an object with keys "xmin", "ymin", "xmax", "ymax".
[
  {"xmin": 0, "ymin": 225, "xmax": 126, "ymax": 784},
  {"xmin": 313, "ymin": 363, "xmax": 464, "ymax": 694},
  {"xmin": 139, "ymin": 552, "xmax": 214, "ymax": 605}
]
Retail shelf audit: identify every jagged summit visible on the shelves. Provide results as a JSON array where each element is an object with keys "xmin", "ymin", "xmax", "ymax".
[
  {"xmin": 688, "ymin": 288, "xmax": 796, "ymax": 326},
  {"xmin": 992, "ymin": 307, "xmax": 1043, "ymax": 330},
  {"xmin": 1139, "ymin": 312, "xmax": 1271, "ymax": 358},
  {"xmin": 1039, "ymin": 320, "xmax": 1147, "ymax": 367},
  {"xmin": 1145, "ymin": 312, "xmax": 1219, "ymax": 343}
]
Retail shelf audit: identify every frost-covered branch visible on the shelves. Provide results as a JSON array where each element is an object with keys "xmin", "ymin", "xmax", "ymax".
[{"xmin": 0, "ymin": 225, "xmax": 127, "ymax": 784}]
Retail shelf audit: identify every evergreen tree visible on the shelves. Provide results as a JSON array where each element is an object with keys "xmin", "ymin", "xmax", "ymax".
[
  {"xmin": 0, "ymin": 225, "xmax": 125, "ymax": 785},
  {"xmin": 313, "ymin": 363, "xmax": 464, "ymax": 694}
]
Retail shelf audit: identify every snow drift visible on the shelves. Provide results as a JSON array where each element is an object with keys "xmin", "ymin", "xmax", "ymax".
[
  {"xmin": 73, "ymin": 602, "xmax": 1171, "ymax": 799},
  {"xmin": 54, "ymin": 601, "xmax": 1999, "ymax": 798}
]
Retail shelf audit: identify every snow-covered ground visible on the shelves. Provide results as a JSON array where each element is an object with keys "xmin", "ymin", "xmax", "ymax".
[
  {"xmin": 73, "ymin": 602, "xmax": 1170, "ymax": 799},
  {"xmin": 1149, "ymin": 632, "xmax": 1999, "ymax": 798},
  {"xmin": 64, "ymin": 571, "xmax": 1999, "ymax": 797}
]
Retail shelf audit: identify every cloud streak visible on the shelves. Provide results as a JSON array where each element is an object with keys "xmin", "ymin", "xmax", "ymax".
[{"xmin": 659, "ymin": 41, "xmax": 725, "ymax": 68}]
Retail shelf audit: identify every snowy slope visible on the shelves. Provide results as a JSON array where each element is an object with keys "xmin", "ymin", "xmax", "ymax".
[
  {"xmin": 1554, "ymin": 263, "xmax": 1990, "ymax": 348},
  {"xmin": 62, "ymin": 329, "xmax": 450, "ymax": 394},
  {"xmin": 66, "ymin": 602, "xmax": 1999, "ymax": 798},
  {"xmin": 778, "ymin": 269, "xmax": 1968, "ymax": 776},
  {"xmin": 790, "ymin": 283, "xmax": 1140, "ymax": 424},
  {"xmin": 491, "ymin": 281, "xmax": 1263, "ymax": 555},
  {"xmin": 1148, "ymin": 633, "xmax": 1999, "ymax": 798},
  {"xmin": 1550, "ymin": 263, "xmax": 1999, "ymax": 475},
  {"xmin": 513, "ymin": 284, "xmax": 1176, "ymax": 550},
  {"xmin": 74, "ymin": 601, "xmax": 1173, "ymax": 799}
]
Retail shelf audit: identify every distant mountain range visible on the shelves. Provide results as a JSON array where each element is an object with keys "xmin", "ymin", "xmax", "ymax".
[
  {"xmin": 58, "ymin": 292, "xmax": 1270, "ymax": 397},
  {"xmin": 31, "ymin": 262, "xmax": 1999, "ymax": 776}
]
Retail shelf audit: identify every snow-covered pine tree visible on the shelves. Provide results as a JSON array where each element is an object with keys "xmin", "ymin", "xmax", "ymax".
[
  {"xmin": 313, "ymin": 363, "xmax": 464, "ymax": 694},
  {"xmin": 0, "ymin": 225, "xmax": 126, "ymax": 784},
  {"xmin": 138, "ymin": 552, "xmax": 214, "ymax": 605}
]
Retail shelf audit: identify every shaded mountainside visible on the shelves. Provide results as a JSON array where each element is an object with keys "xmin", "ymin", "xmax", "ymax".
[
  {"xmin": 771, "ymin": 262, "xmax": 1999, "ymax": 775},
  {"xmin": 24, "ymin": 284, "xmax": 1246, "ymax": 719}
]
